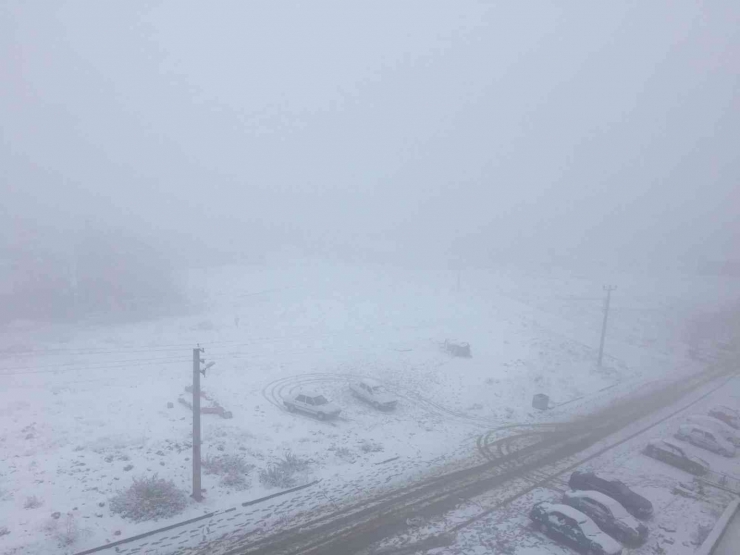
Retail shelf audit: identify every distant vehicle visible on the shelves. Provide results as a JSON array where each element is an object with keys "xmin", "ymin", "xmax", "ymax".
[
  {"xmin": 675, "ymin": 424, "xmax": 735, "ymax": 457},
  {"xmin": 349, "ymin": 378, "xmax": 397, "ymax": 410},
  {"xmin": 283, "ymin": 390, "xmax": 341, "ymax": 420},
  {"xmin": 569, "ymin": 471, "xmax": 653, "ymax": 520},
  {"xmin": 443, "ymin": 339, "xmax": 472, "ymax": 358},
  {"xmin": 562, "ymin": 490, "xmax": 648, "ymax": 546},
  {"xmin": 529, "ymin": 502, "xmax": 623, "ymax": 555},
  {"xmin": 708, "ymin": 406, "xmax": 740, "ymax": 430},
  {"xmin": 687, "ymin": 415, "xmax": 740, "ymax": 447},
  {"xmin": 643, "ymin": 439, "xmax": 709, "ymax": 476}
]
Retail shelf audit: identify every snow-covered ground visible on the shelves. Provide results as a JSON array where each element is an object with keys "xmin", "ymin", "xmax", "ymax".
[
  {"xmin": 0, "ymin": 259, "xmax": 737, "ymax": 554},
  {"xmin": 419, "ymin": 372, "xmax": 740, "ymax": 555}
]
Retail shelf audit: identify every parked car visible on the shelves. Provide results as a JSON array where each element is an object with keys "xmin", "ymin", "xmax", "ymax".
[
  {"xmin": 529, "ymin": 502, "xmax": 623, "ymax": 555},
  {"xmin": 569, "ymin": 471, "xmax": 653, "ymax": 520},
  {"xmin": 643, "ymin": 439, "xmax": 709, "ymax": 476},
  {"xmin": 283, "ymin": 390, "xmax": 341, "ymax": 420},
  {"xmin": 687, "ymin": 415, "xmax": 740, "ymax": 447},
  {"xmin": 675, "ymin": 424, "xmax": 736, "ymax": 457},
  {"xmin": 708, "ymin": 406, "xmax": 740, "ymax": 430},
  {"xmin": 349, "ymin": 378, "xmax": 397, "ymax": 410},
  {"xmin": 562, "ymin": 490, "xmax": 648, "ymax": 546}
]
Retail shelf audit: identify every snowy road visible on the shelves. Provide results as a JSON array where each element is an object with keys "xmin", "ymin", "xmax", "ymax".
[{"xmin": 173, "ymin": 365, "xmax": 736, "ymax": 555}]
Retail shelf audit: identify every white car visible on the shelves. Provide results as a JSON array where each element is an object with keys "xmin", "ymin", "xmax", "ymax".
[
  {"xmin": 675, "ymin": 424, "xmax": 736, "ymax": 457},
  {"xmin": 349, "ymin": 378, "xmax": 398, "ymax": 410},
  {"xmin": 283, "ymin": 390, "xmax": 342, "ymax": 420},
  {"xmin": 687, "ymin": 415, "xmax": 740, "ymax": 447}
]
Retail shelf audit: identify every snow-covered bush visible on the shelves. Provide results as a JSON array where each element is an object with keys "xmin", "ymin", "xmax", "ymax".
[
  {"xmin": 109, "ymin": 474, "xmax": 188, "ymax": 522},
  {"xmin": 258, "ymin": 465, "xmax": 295, "ymax": 489},
  {"xmin": 359, "ymin": 440, "xmax": 384, "ymax": 454},
  {"xmin": 258, "ymin": 452, "xmax": 311, "ymax": 489},
  {"xmin": 44, "ymin": 513, "xmax": 84, "ymax": 547},
  {"xmin": 203, "ymin": 453, "xmax": 254, "ymax": 490},
  {"xmin": 23, "ymin": 495, "xmax": 42, "ymax": 509}
]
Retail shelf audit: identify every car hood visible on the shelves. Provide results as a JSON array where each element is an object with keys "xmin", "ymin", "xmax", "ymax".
[
  {"xmin": 588, "ymin": 530, "xmax": 622, "ymax": 554},
  {"xmin": 626, "ymin": 492, "xmax": 653, "ymax": 513},
  {"xmin": 616, "ymin": 513, "xmax": 643, "ymax": 532},
  {"xmin": 689, "ymin": 454, "xmax": 710, "ymax": 469},
  {"xmin": 373, "ymin": 393, "xmax": 397, "ymax": 404}
]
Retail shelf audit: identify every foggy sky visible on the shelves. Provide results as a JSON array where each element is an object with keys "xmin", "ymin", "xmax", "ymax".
[{"xmin": 2, "ymin": 1, "xmax": 739, "ymax": 266}]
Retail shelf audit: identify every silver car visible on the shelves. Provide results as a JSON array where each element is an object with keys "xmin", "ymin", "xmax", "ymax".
[
  {"xmin": 284, "ymin": 390, "xmax": 341, "ymax": 420},
  {"xmin": 687, "ymin": 415, "xmax": 740, "ymax": 447},
  {"xmin": 350, "ymin": 378, "xmax": 398, "ymax": 410},
  {"xmin": 675, "ymin": 424, "xmax": 736, "ymax": 457}
]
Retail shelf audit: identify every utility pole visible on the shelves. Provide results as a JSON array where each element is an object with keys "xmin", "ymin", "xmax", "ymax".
[
  {"xmin": 597, "ymin": 285, "xmax": 617, "ymax": 368},
  {"xmin": 191, "ymin": 346, "xmax": 215, "ymax": 502},
  {"xmin": 192, "ymin": 347, "xmax": 203, "ymax": 501}
]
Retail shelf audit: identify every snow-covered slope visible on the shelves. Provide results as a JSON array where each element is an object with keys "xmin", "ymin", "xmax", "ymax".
[{"xmin": 0, "ymin": 260, "xmax": 735, "ymax": 554}]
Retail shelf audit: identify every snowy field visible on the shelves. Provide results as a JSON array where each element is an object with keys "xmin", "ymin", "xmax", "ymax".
[{"xmin": 0, "ymin": 259, "xmax": 737, "ymax": 554}]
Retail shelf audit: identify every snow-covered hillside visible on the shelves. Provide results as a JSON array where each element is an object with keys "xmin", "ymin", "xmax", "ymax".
[{"xmin": 0, "ymin": 260, "xmax": 735, "ymax": 554}]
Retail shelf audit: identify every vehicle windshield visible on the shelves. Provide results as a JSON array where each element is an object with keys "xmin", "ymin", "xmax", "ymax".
[
  {"xmin": 614, "ymin": 481, "xmax": 632, "ymax": 495},
  {"xmin": 312, "ymin": 396, "xmax": 328, "ymax": 405},
  {"xmin": 606, "ymin": 499, "xmax": 630, "ymax": 520},
  {"xmin": 579, "ymin": 517, "xmax": 602, "ymax": 537}
]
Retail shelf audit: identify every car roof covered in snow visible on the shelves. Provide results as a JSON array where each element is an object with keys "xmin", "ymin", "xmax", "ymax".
[
  {"xmin": 651, "ymin": 439, "xmax": 684, "ymax": 451},
  {"xmin": 564, "ymin": 490, "xmax": 627, "ymax": 512},
  {"xmin": 690, "ymin": 415, "xmax": 734, "ymax": 430},
  {"xmin": 680, "ymin": 423, "xmax": 716, "ymax": 435},
  {"xmin": 294, "ymin": 389, "xmax": 322, "ymax": 398},
  {"xmin": 360, "ymin": 378, "xmax": 382, "ymax": 387},
  {"xmin": 539, "ymin": 503, "xmax": 589, "ymax": 523}
]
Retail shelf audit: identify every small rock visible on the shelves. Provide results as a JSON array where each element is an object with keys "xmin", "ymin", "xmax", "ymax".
[
  {"xmin": 98, "ymin": 502, "xmax": 105, "ymax": 507},
  {"xmin": 167, "ymin": 402, "xmax": 174, "ymax": 409},
  {"xmin": 114, "ymin": 530, "xmax": 121, "ymax": 536},
  {"xmin": 123, "ymin": 464, "xmax": 133, "ymax": 472},
  {"xmin": 51, "ymin": 512, "xmax": 61, "ymax": 519}
]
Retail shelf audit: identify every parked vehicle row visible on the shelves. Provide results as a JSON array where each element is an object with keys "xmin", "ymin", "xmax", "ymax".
[
  {"xmin": 643, "ymin": 405, "xmax": 740, "ymax": 474},
  {"xmin": 283, "ymin": 379, "xmax": 399, "ymax": 420},
  {"xmin": 530, "ymin": 471, "xmax": 652, "ymax": 554},
  {"xmin": 527, "ymin": 406, "xmax": 739, "ymax": 553}
]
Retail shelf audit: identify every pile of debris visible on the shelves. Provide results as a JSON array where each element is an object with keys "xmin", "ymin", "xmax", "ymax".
[{"xmin": 178, "ymin": 386, "xmax": 233, "ymax": 419}]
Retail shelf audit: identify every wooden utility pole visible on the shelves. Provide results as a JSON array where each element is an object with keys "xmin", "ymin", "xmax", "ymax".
[
  {"xmin": 597, "ymin": 285, "xmax": 617, "ymax": 368},
  {"xmin": 192, "ymin": 347, "xmax": 203, "ymax": 501}
]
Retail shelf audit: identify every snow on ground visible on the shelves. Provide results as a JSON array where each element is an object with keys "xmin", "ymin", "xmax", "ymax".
[
  {"xmin": 425, "ymin": 372, "xmax": 740, "ymax": 555},
  {"xmin": 0, "ymin": 259, "xmax": 736, "ymax": 554}
]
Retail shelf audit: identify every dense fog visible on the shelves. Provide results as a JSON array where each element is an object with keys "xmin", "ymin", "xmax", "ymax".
[{"xmin": 2, "ymin": 1, "xmax": 739, "ymax": 316}]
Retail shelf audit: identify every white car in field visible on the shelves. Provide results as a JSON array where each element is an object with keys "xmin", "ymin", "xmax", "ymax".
[
  {"xmin": 349, "ymin": 378, "xmax": 398, "ymax": 410},
  {"xmin": 675, "ymin": 424, "xmax": 736, "ymax": 457},
  {"xmin": 283, "ymin": 390, "xmax": 342, "ymax": 420},
  {"xmin": 687, "ymin": 415, "xmax": 740, "ymax": 447}
]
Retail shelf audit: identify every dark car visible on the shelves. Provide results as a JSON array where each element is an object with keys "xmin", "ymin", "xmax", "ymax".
[
  {"xmin": 708, "ymin": 406, "xmax": 740, "ymax": 430},
  {"xmin": 569, "ymin": 471, "xmax": 653, "ymax": 520},
  {"xmin": 529, "ymin": 502, "xmax": 622, "ymax": 555},
  {"xmin": 562, "ymin": 490, "xmax": 648, "ymax": 546},
  {"xmin": 643, "ymin": 439, "xmax": 710, "ymax": 476}
]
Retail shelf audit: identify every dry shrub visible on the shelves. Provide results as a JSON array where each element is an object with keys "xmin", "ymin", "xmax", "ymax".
[{"xmin": 109, "ymin": 474, "xmax": 188, "ymax": 522}]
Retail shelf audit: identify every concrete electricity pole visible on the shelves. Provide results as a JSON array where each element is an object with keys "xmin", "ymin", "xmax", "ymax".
[
  {"xmin": 192, "ymin": 347, "xmax": 203, "ymax": 501},
  {"xmin": 597, "ymin": 285, "xmax": 617, "ymax": 368},
  {"xmin": 191, "ymin": 347, "xmax": 215, "ymax": 501}
]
